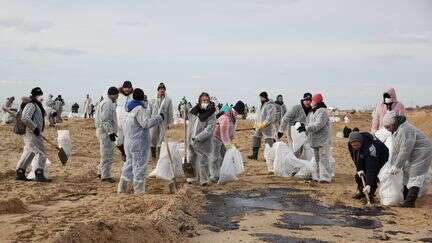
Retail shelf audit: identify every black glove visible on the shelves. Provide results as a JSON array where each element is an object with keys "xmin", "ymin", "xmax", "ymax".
[
  {"xmin": 33, "ymin": 128, "xmax": 40, "ymax": 136},
  {"xmin": 159, "ymin": 113, "xmax": 165, "ymax": 121},
  {"xmin": 297, "ymin": 123, "xmax": 306, "ymax": 133},
  {"xmin": 277, "ymin": 132, "xmax": 283, "ymax": 139},
  {"xmin": 109, "ymin": 133, "xmax": 118, "ymax": 142}
]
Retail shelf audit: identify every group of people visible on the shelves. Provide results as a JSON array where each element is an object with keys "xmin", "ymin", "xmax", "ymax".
[
  {"xmin": 91, "ymin": 81, "xmax": 247, "ymax": 192},
  {"xmin": 6, "ymin": 84, "xmax": 432, "ymax": 207},
  {"xmin": 45, "ymin": 94, "xmax": 65, "ymax": 127},
  {"xmin": 249, "ymin": 91, "xmax": 333, "ymax": 183},
  {"xmin": 347, "ymin": 88, "xmax": 432, "ymax": 208}
]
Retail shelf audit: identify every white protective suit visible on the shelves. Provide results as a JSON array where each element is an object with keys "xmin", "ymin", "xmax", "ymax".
[
  {"xmin": 279, "ymin": 102, "xmax": 310, "ymax": 155},
  {"xmin": 273, "ymin": 102, "xmax": 287, "ymax": 136},
  {"xmin": 187, "ymin": 107, "xmax": 217, "ymax": 185},
  {"xmin": 149, "ymin": 95, "xmax": 174, "ymax": 149},
  {"xmin": 84, "ymin": 97, "xmax": 93, "ymax": 117},
  {"xmin": 115, "ymin": 92, "xmax": 133, "ymax": 146},
  {"xmin": 391, "ymin": 120, "xmax": 432, "ymax": 189},
  {"xmin": 252, "ymin": 101, "xmax": 278, "ymax": 148},
  {"xmin": 95, "ymin": 98, "xmax": 118, "ymax": 179},
  {"xmin": 118, "ymin": 104, "xmax": 163, "ymax": 194},
  {"xmin": 305, "ymin": 105, "xmax": 332, "ymax": 182},
  {"xmin": 16, "ymin": 101, "xmax": 47, "ymax": 171},
  {"xmin": 54, "ymin": 99, "xmax": 64, "ymax": 123},
  {"xmin": 1, "ymin": 97, "xmax": 16, "ymax": 124},
  {"xmin": 45, "ymin": 97, "xmax": 57, "ymax": 126}
]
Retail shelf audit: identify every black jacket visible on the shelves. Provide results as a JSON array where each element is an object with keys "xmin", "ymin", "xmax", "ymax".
[{"xmin": 348, "ymin": 132, "xmax": 389, "ymax": 185}]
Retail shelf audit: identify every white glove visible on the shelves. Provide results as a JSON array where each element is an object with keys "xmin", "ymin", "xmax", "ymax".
[
  {"xmin": 357, "ymin": 170, "xmax": 365, "ymax": 177},
  {"xmin": 363, "ymin": 185, "xmax": 371, "ymax": 194},
  {"xmin": 389, "ymin": 165, "xmax": 400, "ymax": 175}
]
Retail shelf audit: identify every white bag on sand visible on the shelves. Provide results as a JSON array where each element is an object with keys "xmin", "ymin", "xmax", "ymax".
[
  {"xmin": 218, "ymin": 147, "xmax": 244, "ymax": 184},
  {"xmin": 291, "ymin": 122, "xmax": 307, "ymax": 154},
  {"xmin": 273, "ymin": 142, "xmax": 308, "ymax": 177},
  {"xmin": 264, "ymin": 144, "xmax": 276, "ymax": 173},
  {"xmin": 28, "ymin": 158, "xmax": 51, "ymax": 180},
  {"xmin": 378, "ymin": 162, "xmax": 404, "ymax": 206},
  {"xmin": 149, "ymin": 142, "xmax": 184, "ymax": 181},
  {"xmin": 231, "ymin": 147, "xmax": 245, "ymax": 175},
  {"xmin": 295, "ymin": 158, "xmax": 315, "ymax": 179},
  {"xmin": 57, "ymin": 130, "xmax": 72, "ymax": 156}
]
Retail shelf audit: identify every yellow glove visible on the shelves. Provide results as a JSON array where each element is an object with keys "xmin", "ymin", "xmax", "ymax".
[{"xmin": 257, "ymin": 122, "xmax": 267, "ymax": 131}]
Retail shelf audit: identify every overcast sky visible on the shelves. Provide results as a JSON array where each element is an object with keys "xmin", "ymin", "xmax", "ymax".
[{"xmin": 1, "ymin": 0, "xmax": 431, "ymax": 109}]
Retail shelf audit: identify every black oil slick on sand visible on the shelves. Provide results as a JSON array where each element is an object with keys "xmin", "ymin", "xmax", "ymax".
[{"xmin": 199, "ymin": 187, "xmax": 389, "ymax": 242}]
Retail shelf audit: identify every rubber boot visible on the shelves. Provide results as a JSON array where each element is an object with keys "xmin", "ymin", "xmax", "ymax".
[
  {"xmin": 117, "ymin": 178, "xmax": 129, "ymax": 194},
  {"xmin": 151, "ymin": 147, "xmax": 157, "ymax": 159},
  {"xmin": 35, "ymin": 169, "xmax": 51, "ymax": 182},
  {"xmin": 247, "ymin": 147, "xmax": 259, "ymax": 160},
  {"xmin": 16, "ymin": 168, "xmax": 29, "ymax": 181},
  {"xmin": 401, "ymin": 186, "xmax": 420, "ymax": 208},
  {"xmin": 403, "ymin": 186, "xmax": 409, "ymax": 200},
  {"xmin": 117, "ymin": 145, "xmax": 126, "ymax": 162},
  {"xmin": 156, "ymin": 146, "xmax": 161, "ymax": 159}
]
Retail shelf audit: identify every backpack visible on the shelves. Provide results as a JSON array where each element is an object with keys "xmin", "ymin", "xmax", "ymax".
[{"xmin": 13, "ymin": 101, "xmax": 34, "ymax": 135}]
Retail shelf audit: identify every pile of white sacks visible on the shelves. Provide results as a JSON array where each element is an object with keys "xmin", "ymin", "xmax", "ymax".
[
  {"xmin": 264, "ymin": 122, "xmax": 335, "ymax": 180},
  {"xmin": 149, "ymin": 141, "xmax": 245, "ymax": 185}
]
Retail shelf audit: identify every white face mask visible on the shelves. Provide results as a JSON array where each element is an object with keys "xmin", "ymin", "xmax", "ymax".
[
  {"xmin": 200, "ymin": 102, "xmax": 209, "ymax": 109},
  {"xmin": 384, "ymin": 98, "xmax": 392, "ymax": 104},
  {"xmin": 36, "ymin": 95, "xmax": 44, "ymax": 102}
]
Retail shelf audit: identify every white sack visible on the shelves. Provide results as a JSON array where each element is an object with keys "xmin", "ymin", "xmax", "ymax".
[
  {"xmin": 149, "ymin": 142, "xmax": 184, "ymax": 181},
  {"xmin": 57, "ymin": 130, "xmax": 72, "ymax": 156}
]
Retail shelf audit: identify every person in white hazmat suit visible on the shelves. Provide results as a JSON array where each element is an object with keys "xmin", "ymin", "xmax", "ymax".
[
  {"xmin": 211, "ymin": 101, "xmax": 245, "ymax": 182},
  {"xmin": 84, "ymin": 94, "xmax": 93, "ymax": 119},
  {"xmin": 117, "ymin": 89, "xmax": 165, "ymax": 194},
  {"xmin": 248, "ymin": 91, "xmax": 278, "ymax": 160},
  {"xmin": 277, "ymin": 93, "xmax": 313, "ymax": 157},
  {"xmin": 45, "ymin": 94, "xmax": 57, "ymax": 127},
  {"xmin": 299, "ymin": 93, "xmax": 332, "ymax": 183},
  {"xmin": 273, "ymin": 94, "xmax": 287, "ymax": 136},
  {"xmin": 16, "ymin": 87, "xmax": 50, "ymax": 182},
  {"xmin": 149, "ymin": 82, "xmax": 174, "ymax": 159},
  {"xmin": 383, "ymin": 111, "xmax": 432, "ymax": 208},
  {"xmin": 116, "ymin": 81, "xmax": 134, "ymax": 162},
  {"xmin": 54, "ymin": 95, "xmax": 65, "ymax": 123},
  {"xmin": 186, "ymin": 92, "xmax": 217, "ymax": 186},
  {"xmin": 2, "ymin": 96, "xmax": 16, "ymax": 124},
  {"xmin": 95, "ymin": 87, "xmax": 119, "ymax": 183}
]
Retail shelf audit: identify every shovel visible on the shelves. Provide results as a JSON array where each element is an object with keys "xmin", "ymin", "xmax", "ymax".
[
  {"xmin": 235, "ymin": 127, "xmax": 255, "ymax": 132},
  {"xmin": 360, "ymin": 173, "xmax": 372, "ymax": 206},
  {"xmin": 41, "ymin": 135, "xmax": 68, "ymax": 165}
]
